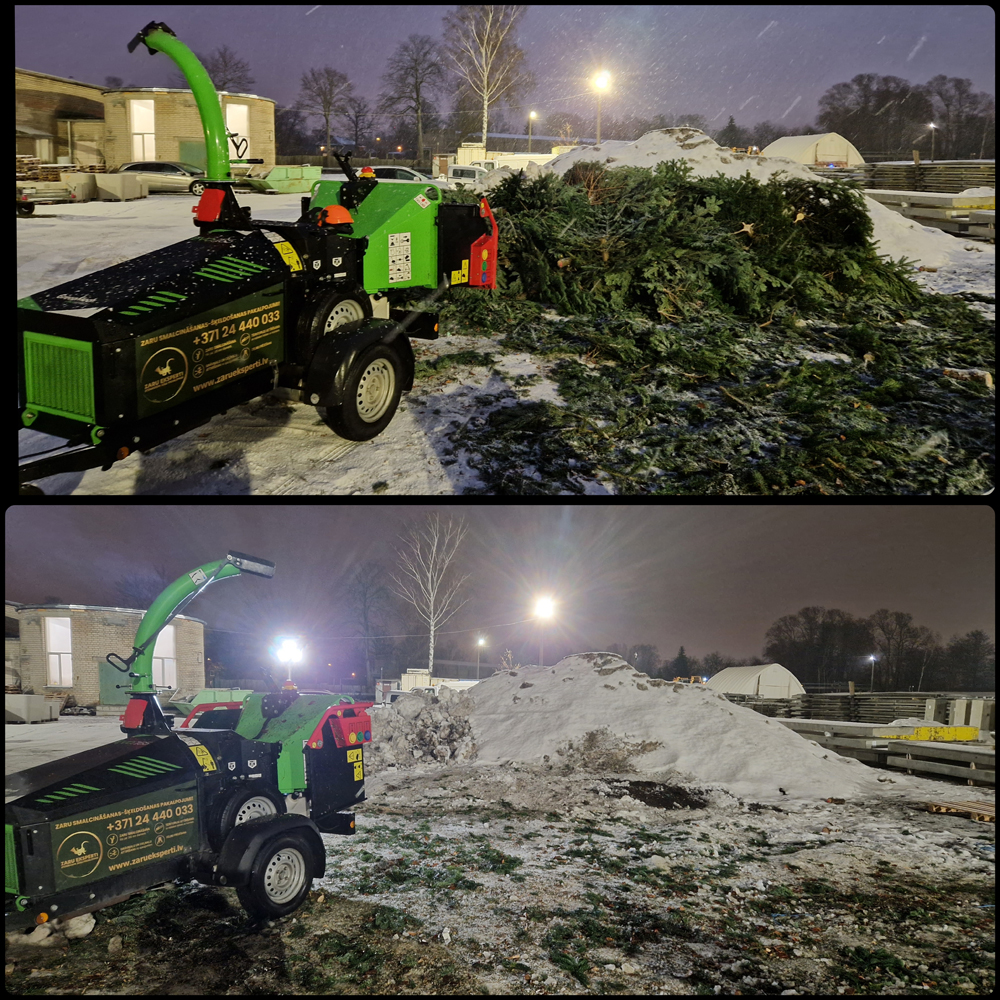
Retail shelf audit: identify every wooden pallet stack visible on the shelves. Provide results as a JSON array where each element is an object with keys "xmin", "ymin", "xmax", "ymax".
[
  {"xmin": 16, "ymin": 154, "xmax": 41, "ymax": 180},
  {"xmin": 861, "ymin": 160, "xmax": 995, "ymax": 194},
  {"xmin": 37, "ymin": 163, "xmax": 80, "ymax": 182}
]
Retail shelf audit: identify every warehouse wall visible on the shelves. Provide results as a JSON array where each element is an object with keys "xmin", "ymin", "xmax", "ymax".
[{"xmin": 12, "ymin": 606, "xmax": 204, "ymax": 707}]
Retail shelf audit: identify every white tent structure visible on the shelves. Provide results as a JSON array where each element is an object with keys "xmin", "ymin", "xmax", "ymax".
[
  {"xmin": 761, "ymin": 133, "xmax": 865, "ymax": 168},
  {"xmin": 705, "ymin": 663, "xmax": 805, "ymax": 699}
]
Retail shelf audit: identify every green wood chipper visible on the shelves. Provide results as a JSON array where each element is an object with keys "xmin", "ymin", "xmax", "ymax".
[
  {"xmin": 17, "ymin": 21, "xmax": 497, "ymax": 493},
  {"xmin": 5, "ymin": 551, "xmax": 373, "ymax": 930}
]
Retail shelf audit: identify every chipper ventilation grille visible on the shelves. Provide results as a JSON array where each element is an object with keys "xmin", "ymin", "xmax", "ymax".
[
  {"xmin": 5, "ymin": 824, "xmax": 18, "ymax": 895},
  {"xmin": 23, "ymin": 330, "xmax": 96, "ymax": 422}
]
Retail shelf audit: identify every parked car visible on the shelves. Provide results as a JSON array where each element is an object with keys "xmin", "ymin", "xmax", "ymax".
[
  {"xmin": 445, "ymin": 164, "xmax": 491, "ymax": 189},
  {"xmin": 116, "ymin": 160, "xmax": 207, "ymax": 194},
  {"xmin": 369, "ymin": 166, "xmax": 450, "ymax": 191}
]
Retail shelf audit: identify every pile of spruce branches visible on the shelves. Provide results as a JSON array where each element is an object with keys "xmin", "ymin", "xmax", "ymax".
[{"xmin": 435, "ymin": 163, "xmax": 994, "ymax": 495}]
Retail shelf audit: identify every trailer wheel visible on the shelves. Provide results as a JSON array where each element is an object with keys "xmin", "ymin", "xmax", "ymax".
[
  {"xmin": 236, "ymin": 831, "xmax": 314, "ymax": 919},
  {"xmin": 312, "ymin": 291, "xmax": 372, "ymax": 339},
  {"xmin": 318, "ymin": 342, "xmax": 403, "ymax": 441},
  {"xmin": 17, "ymin": 203, "xmax": 35, "ymax": 217},
  {"xmin": 212, "ymin": 788, "xmax": 285, "ymax": 850}
]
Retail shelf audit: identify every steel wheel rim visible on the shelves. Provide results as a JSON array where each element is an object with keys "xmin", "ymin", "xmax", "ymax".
[
  {"xmin": 324, "ymin": 299, "xmax": 365, "ymax": 332},
  {"xmin": 356, "ymin": 359, "xmax": 395, "ymax": 422},
  {"xmin": 263, "ymin": 847, "xmax": 306, "ymax": 903},
  {"xmin": 234, "ymin": 796, "xmax": 278, "ymax": 825}
]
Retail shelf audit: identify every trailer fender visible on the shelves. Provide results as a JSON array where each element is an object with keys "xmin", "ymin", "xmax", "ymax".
[
  {"xmin": 303, "ymin": 319, "xmax": 415, "ymax": 407},
  {"xmin": 214, "ymin": 813, "xmax": 325, "ymax": 887}
]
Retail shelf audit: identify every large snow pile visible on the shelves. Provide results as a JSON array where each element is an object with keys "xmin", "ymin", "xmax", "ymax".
[
  {"xmin": 481, "ymin": 128, "xmax": 972, "ymax": 269},
  {"xmin": 545, "ymin": 127, "xmax": 820, "ymax": 184},
  {"xmin": 370, "ymin": 652, "xmax": 887, "ymax": 802}
]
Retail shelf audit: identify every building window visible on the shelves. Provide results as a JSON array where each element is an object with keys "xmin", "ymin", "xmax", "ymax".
[
  {"xmin": 45, "ymin": 617, "xmax": 73, "ymax": 686},
  {"xmin": 152, "ymin": 624, "xmax": 176, "ymax": 690},
  {"xmin": 226, "ymin": 103, "xmax": 249, "ymax": 160},
  {"xmin": 130, "ymin": 99, "xmax": 156, "ymax": 160}
]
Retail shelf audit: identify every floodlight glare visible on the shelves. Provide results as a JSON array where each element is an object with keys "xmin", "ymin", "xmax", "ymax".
[
  {"xmin": 276, "ymin": 638, "xmax": 303, "ymax": 664},
  {"xmin": 534, "ymin": 596, "xmax": 555, "ymax": 618}
]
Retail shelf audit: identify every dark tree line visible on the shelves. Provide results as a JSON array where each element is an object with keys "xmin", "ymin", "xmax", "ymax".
[{"xmin": 763, "ymin": 606, "xmax": 993, "ymax": 692}]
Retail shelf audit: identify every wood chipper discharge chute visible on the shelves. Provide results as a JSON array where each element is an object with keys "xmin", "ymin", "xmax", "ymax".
[
  {"xmin": 5, "ymin": 551, "xmax": 371, "ymax": 931},
  {"xmin": 17, "ymin": 20, "xmax": 497, "ymax": 494}
]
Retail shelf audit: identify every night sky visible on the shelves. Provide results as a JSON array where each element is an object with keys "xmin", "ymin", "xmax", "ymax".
[
  {"xmin": 15, "ymin": 5, "xmax": 995, "ymax": 133},
  {"xmin": 4, "ymin": 507, "xmax": 994, "ymax": 671}
]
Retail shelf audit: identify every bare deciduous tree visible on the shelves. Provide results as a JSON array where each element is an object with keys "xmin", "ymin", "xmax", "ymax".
[
  {"xmin": 391, "ymin": 515, "xmax": 470, "ymax": 677},
  {"xmin": 443, "ymin": 5, "xmax": 533, "ymax": 146},
  {"xmin": 297, "ymin": 67, "xmax": 354, "ymax": 166},
  {"xmin": 169, "ymin": 46, "xmax": 255, "ymax": 93},
  {"xmin": 343, "ymin": 561, "xmax": 392, "ymax": 690},
  {"xmin": 338, "ymin": 95, "xmax": 379, "ymax": 155},
  {"xmin": 380, "ymin": 35, "xmax": 447, "ymax": 163}
]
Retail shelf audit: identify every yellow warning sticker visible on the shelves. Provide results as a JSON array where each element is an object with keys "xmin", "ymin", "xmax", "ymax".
[
  {"xmin": 450, "ymin": 258, "xmax": 469, "ymax": 285},
  {"xmin": 353, "ymin": 762, "xmax": 364, "ymax": 781},
  {"xmin": 187, "ymin": 744, "xmax": 217, "ymax": 773},
  {"xmin": 273, "ymin": 241, "xmax": 303, "ymax": 272},
  {"xmin": 346, "ymin": 748, "xmax": 362, "ymax": 763}
]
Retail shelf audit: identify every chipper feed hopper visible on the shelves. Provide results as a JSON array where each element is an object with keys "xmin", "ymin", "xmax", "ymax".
[
  {"xmin": 17, "ymin": 20, "xmax": 497, "ymax": 493},
  {"xmin": 5, "ymin": 551, "xmax": 372, "ymax": 930}
]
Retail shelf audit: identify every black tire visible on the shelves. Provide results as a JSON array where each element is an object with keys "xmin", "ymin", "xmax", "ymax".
[
  {"xmin": 236, "ymin": 830, "xmax": 315, "ymax": 920},
  {"xmin": 318, "ymin": 342, "xmax": 404, "ymax": 441},
  {"xmin": 19, "ymin": 483, "xmax": 45, "ymax": 495},
  {"xmin": 17, "ymin": 203, "xmax": 35, "ymax": 216},
  {"xmin": 211, "ymin": 787, "xmax": 285, "ymax": 851},
  {"xmin": 312, "ymin": 291, "xmax": 372, "ymax": 339},
  {"xmin": 189, "ymin": 180, "xmax": 207, "ymax": 196}
]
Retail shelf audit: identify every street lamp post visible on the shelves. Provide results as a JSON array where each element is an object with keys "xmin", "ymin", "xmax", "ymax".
[
  {"xmin": 476, "ymin": 637, "xmax": 485, "ymax": 680},
  {"xmin": 534, "ymin": 596, "xmax": 555, "ymax": 666},
  {"xmin": 593, "ymin": 71, "xmax": 610, "ymax": 145},
  {"xmin": 869, "ymin": 654, "xmax": 876, "ymax": 694},
  {"xmin": 929, "ymin": 123, "xmax": 936, "ymax": 161},
  {"xmin": 528, "ymin": 111, "xmax": 537, "ymax": 154}
]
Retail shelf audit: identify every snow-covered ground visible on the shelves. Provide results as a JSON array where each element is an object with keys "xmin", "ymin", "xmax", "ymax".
[
  {"xmin": 5, "ymin": 654, "xmax": 994, "ymax": 994},
  {"xmin": 17, "ymin": 139, "xmax": 994, "ymax": 495}
]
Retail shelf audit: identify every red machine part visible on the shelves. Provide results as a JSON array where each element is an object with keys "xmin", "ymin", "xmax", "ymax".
[
  {"xmin": 178, "ymin": 701, "xmax": 246, "ymax": 728},
  {"xmin": 467, "ymin": 198, "xmax": 498, "ymax": 290},
  {"xmin": 306, "ymin": 702, "xmax": 375, "ymax": 750},
  {"xmin": 192, "ymin": 188, "xmax": 226, "ymax": 222}
]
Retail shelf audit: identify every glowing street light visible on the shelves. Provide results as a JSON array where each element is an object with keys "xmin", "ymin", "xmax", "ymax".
[
  {"xmin": 534, "ymin": 596, "xmax": 556, "ymax": 666},
  {"xmin": 275, "ymin": 636, "xmax": 303, "ymax": 689},
  {"xmin": 928, "ymin": 122, "xmax": 936, "ymax": 162},
  {"xmin": 476, "ymin": 636, "xmax": 486, "ymax": 680},
  {"xmin": 868, "ymin": 654, "xmax": 877, "ymax": 693},
  {"xmin": 528, "ymin": 110, "xmax": 537, "ymax": 153},
  {"xmin": 593, "ymin": 71, "xmax": 611, "ymax": 144}
]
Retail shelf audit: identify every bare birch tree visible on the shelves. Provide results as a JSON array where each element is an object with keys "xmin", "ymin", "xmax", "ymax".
[
  {"xmin": 391, "ymin": 514, "xmax": 470, "ymax": 677},
  {"xmin": 443, "ymin": 5, "xmax": 533, "ymax": 146}
]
